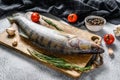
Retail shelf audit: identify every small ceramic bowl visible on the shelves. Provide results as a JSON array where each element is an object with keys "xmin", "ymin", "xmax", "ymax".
[{"xmin": 85, "ymin": 15, "xmax": 106, "ymax": 32}]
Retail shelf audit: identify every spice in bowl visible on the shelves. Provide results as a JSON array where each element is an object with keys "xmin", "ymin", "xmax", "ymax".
[
  {"xmin": 87, "ymin": 18, "xmax": 104, "ymax": 25},
  {"xmin": 85, "ymin": 16, "xmax": 106, "ymax": 32}
]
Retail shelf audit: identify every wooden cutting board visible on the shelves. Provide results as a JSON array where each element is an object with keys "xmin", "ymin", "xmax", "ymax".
[{"xmin": 0, "ymin": 15, "xmax": 102, "ymax": 78}]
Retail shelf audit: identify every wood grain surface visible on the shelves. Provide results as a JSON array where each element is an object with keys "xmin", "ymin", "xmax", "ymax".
[{"xmin": 0, "ymin": 15, "xmax": 102, "ymax": 78}]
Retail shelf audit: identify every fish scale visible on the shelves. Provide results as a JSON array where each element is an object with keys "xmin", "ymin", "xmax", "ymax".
[{"xmin": 8, "ymin": 15, "xmax": 104, "ymax": 54}]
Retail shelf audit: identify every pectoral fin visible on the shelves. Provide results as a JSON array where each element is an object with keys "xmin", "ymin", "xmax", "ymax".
[{"xmin": 18, "ymin": 28, "xmax": 29, "ymax": 39}]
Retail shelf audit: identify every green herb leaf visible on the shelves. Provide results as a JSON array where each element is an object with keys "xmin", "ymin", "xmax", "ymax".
[
  {"xmin": 42, "ymin": 18, "xmax": 63, "ymax": 31},
  {"xmin": 27, "ymin": 49, "xmax": 91, "ymax": 72}
]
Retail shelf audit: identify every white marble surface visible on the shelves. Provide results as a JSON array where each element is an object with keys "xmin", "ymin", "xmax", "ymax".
[{"xmin": 0, "ymin": 18, "xmax": 120, "ymax": 80}]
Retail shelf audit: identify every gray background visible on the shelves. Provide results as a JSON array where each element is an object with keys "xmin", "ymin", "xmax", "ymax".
[{"xmin": 0, "ymin": 18, "xmax": 120, "ymax": 80}]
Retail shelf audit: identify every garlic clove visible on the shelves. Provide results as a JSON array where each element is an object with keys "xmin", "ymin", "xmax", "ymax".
[
  {"xmin": 12, "ymin": 38, "xmax": 18, "ymax": 47},
  {"xmin": 108, "ymin": 47, "xmax": 114, "ymax": 56}
]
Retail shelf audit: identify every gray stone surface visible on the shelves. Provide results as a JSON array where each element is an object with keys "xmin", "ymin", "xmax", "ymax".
[{"xmin": 0, "ymin": 18, "xmax": 120, "ymax": 80}]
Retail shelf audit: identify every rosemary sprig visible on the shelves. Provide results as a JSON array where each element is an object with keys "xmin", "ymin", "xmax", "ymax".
[
  {"xmin": 42, "ymin": 18, "xmax": 63, "ymax": 31},
  {"xmin": 27, "ymin": 49, "xmax": 91, "ymax": 72}
]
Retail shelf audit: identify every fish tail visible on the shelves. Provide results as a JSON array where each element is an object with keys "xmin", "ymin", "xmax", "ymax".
[
  {"xmin": 7, "ymin": 13, "xmax": 24, "ymax": 23},
  {"xmin": 7, "ymin": 17, "xmax": 15, "ymax": 23}
]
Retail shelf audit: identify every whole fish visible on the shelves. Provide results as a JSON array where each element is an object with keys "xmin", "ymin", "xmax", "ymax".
[{"xmin": 8, "ymin": 15, "xmax": 104, "ymax": 54}]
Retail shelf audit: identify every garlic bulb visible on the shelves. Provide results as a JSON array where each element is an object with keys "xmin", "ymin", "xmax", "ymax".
[
  {"xmin": 113, "ymin": 25, "xmax": 120, "ymax": 37},
  {"xmin": 6, "ymin": 27, "xmax": 16, "ymax": 36}
]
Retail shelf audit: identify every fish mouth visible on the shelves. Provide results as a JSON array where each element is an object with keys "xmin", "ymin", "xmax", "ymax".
[
  {"xmin": 97, "ymin": 47, "xmax": 104, "ymax": 53},
  {"xmin": 90, "ymin": 47, "xmax": 104, "ymax": 54},
  {"xmin": 91, "ymin": 44, "xmax": 104, "ymax": 54}
]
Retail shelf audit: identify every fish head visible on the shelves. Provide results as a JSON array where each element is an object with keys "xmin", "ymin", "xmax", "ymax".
[
  {"xmin": 90, "ymin": 42, "xmax": 104, "ymax": 53},
  {"xmin": 67, "ymin": 37, "xmax": 104, "ymax": 54}
]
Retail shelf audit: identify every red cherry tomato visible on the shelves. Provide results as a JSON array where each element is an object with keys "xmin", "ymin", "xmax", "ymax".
[
  {"xmin": 31, "ymin": 12, "xmax": 40, "ymax": 23},
  {"xmin": 104, "ymin": 34, "xmax": 115, "ymax": 45},
  {"xmin": 67, "ymin": 13, "xmax": 78, "ymax": 23}
]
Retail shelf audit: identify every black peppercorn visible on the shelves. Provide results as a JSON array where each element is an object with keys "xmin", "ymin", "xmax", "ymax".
[{"xmin": 87, "ymin": 18, "xmax": 104, "ymax": 25}]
